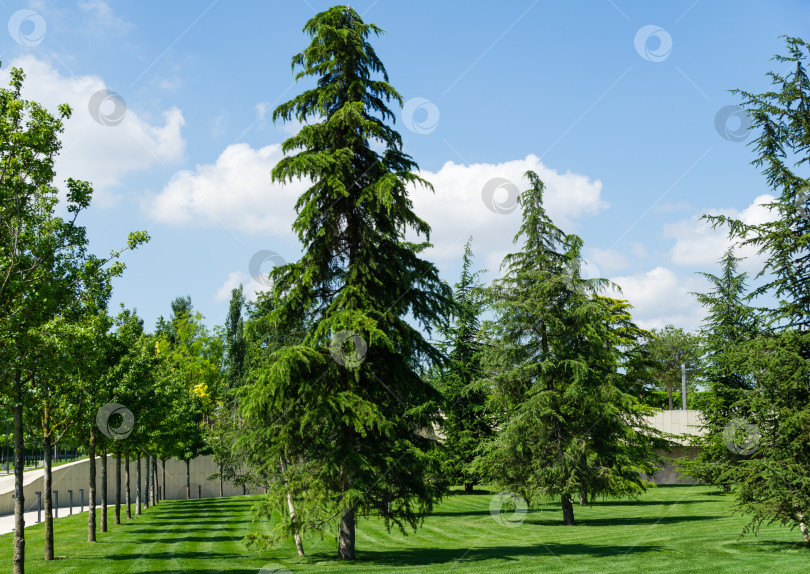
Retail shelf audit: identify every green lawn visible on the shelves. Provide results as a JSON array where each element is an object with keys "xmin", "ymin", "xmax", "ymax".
[{"xmin": 1, "ymin": 485, "xmax": 807, "ymax": 573}]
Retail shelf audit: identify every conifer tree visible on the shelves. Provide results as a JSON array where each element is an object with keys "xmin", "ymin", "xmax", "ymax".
[
  {"xmin": 476, "ymin": 171, "xmax": 662, "ymax": 526},
  {"xmin": 434, "ymin": 238, "xmax": 492, "ymax": 493},
  {"xmin": 241, "ymin": 6, "xmax": 452, "ymax": 559}
]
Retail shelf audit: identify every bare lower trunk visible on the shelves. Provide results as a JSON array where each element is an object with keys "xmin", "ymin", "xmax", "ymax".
[
  {"xmin": 144, "ymin": 454, "xmax": 150, "ymax": 509},
  {"xmin": 88, "ymin": 432, "xmax": 96, "ymax": 542},
  {"xmin": 161, "ymin": 459, "xmax": 166, "ymax": 501},
  {"xmin": 135, "ymin": 453, "xmax": 141, "ymax": 515},
  {"xmin": 280, "ymin": 454, "xmax": 305, "ymax": 556},
  {"xmin": 152, "ymin": 457, "xmax": 158, "ymax": 505},
  {"xmin": 579, "ymin": 489, "xmax": 587, "ymax": 506},
  {"xmin": 667, "ymin": 385, "xmax": 674, "ymax": 411},
  {"xmin": 43, "ymin": 432, "xmax": 54, "ymax": 560},
  {"xmin": 561, "ymin": 494, "xmax": 576, "ymax": 525},
  {"xmin": 219, "ymin": 464, "xmax": 223, "ymax": 497},
  {"xmin": 125, "ymin": 452, "xmax": 131, "ymax": 519},
  {"xmin": 13, "ymin": 378, "xmax": 25, "ymax": 574},
  {"xmin": 101, "ymin": 447, "xmax": 107, "ymax": 532},
  {"xmin": 115, "ymin": 451, "xmax": 121, "ymax": 524},
  {"xmin": 799, "ymin": 513, "xmax": 809, "ymax": 543},
  {"xmin": 338, "ymin": 505, "xmax": 356, "ymax": 559},
  {"xmin": 185, "ymin": 460, "xmax": 190, "ymax": 499},
  {"xmin": 464, "ymin": 483, "xmax": 474, "ymax": 494}
]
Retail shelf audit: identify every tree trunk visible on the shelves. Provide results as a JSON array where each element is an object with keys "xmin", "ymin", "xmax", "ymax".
[
  {"xmin": 219, "ymin": 464, "xmax": 223, "ymax": 497},
  {"xmin": 280, "ymin": 454, "xmax": 305, "ymax": 557},
  {"xmin": 125, "ymin": 452, "xmax": 131, "ymax": 519},
  {"xmin": 464, "ymin": 483, "xmax": 474, "ymax": 494},
  {"xmin": 43, "ymin": 431, "xmax": 54, "ymax": 560},
  {"xmin": 115, "ymin": 451, "xmax": 121, "ymax": 524},
  {"xmin": 799, "ymin": 513, "xmax": 809, "ymax": 544},
  {"xmin": 152, "ymin": 457, "xmax": 158, "ymax": 505},
  {"xmin": 88, "ymin": 431, "xmax": 96, "ymax": 542},
  {"xmin": 667, "ymin": 384, "xmax": 674, "ymax": 411},
  {"xmin": 561, "ymin": 494, "xmax": 576, "ymax": 525},
  {"xmin": 101, "ymin": 446, "xmax": 107, "ymax": 532},
  {"xmin": 338, "ymin": 505, "xmax": 356, "ymax": 559},
  {"xmin": 579, "ymin": 489, "xmax": 587, "ymax": 506},
  {"xmin": 13, "ymin": 375, "xmax": 25, "ymax": 574},
  {"xmin": 135, "ymin": 453, "xmax": 141, "ymax": 515},
  {"xmin": 161, "ymin": 459, "xmax": 166, "ymax": 501},
  {"xmin": 144, "ymin": 453, "xmax": 150, "ymax": 509},
  {"xmin": 185, "ymin": 460, "xmax": 190, "ymax": 500}
]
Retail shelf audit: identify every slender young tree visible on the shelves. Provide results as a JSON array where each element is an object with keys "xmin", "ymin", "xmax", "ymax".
[
  {"xmin": 679, "ymin": 249, "xmax": 759, "ymax": 488},
  {"xmin": 433, "ymin": 238, "xmax": 492, "ymax": 493},
  {"xmin": 243, "ymin": 5, "xmax": 452, "ymax": 559}
]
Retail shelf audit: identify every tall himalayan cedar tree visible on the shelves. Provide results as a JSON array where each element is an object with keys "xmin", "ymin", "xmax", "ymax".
[{"xmin": 241, "ymin": 6, "xmax": 452, "ymax": 560}]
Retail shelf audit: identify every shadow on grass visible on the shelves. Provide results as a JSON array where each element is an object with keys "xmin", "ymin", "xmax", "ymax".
[
  {"xmin": 589, "ymin": 499, "xmax": 716, "ymax": 507},
  {"xmin": 524, "ymin": 515, "xmax": 719, "ymax": 527},
  {"xmin": 349, "ymin": 541, "xmax": 663, "ymax": 566}
]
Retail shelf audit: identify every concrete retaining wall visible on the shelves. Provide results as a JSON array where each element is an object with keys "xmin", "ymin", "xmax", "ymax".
[{"xmin": 0, "ymin": 455, "xmax": 262, "ymax": 515}]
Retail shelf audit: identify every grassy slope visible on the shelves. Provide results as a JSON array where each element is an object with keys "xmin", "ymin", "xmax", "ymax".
[{"xmin": 0, "ymin": 486, "xmax": 807, "ymax": 573}]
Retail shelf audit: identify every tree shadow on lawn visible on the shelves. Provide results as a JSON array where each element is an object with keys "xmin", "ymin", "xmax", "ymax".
[
  {"xmin": 524, "ymin": 515, "xmax": 719, "ymax": 527},
  {"xmin": 133, "ymin": 535, "xmax": 246, "ymax": 544},
  {"xmin": 352, "ymin": 541, "xmax": 664, "ymax": 566},
  {"xmin": 589, "ymin": 499, "xmax": 717, "ymax": 507}
]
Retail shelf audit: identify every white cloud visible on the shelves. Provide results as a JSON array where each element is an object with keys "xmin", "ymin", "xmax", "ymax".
[
  {"xmin": 1, "ymin": 56, "xmax": 185, "ymax": 205},
  {"xmin": 144, "ymin": 143, "xmax": 310, "ymax": 234},
  {"xmin": 665, "ymin": 194, "xmax": 775, "ymax": 268},
  {"xmin": 79, "ymin": 0, "xmax": 134, "ymax": 36},
  {"xmin": 145, "ymin": 151, "xmax": 607, "ymax": 258},
  {"xmin": 214, "ymin": 271, "xmax": 267, "ymax": 303},
  {"xmin": 411, "ymin": 154, "xmax": 608, "ymax": 268},
  {"xmin": 608, "ymin": 266, "xmax": 705, "ymax": 331},
  {"xmin": 585, "ymin": 247, "xmax": 629, "ymax": 274}
]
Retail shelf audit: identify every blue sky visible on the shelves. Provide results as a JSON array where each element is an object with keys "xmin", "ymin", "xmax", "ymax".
[{"xmin": 2, "ymin": 0, "xmax": 808, "ymax": 332}]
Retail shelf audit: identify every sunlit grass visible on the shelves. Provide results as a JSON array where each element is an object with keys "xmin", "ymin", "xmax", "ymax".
[{"xmin": 0, "ymin": 485, "xmax": 807, "ymax": 573}]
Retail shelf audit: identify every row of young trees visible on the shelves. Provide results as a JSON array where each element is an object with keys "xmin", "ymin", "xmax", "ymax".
[{"xmin": 0, "ymin": 60, "xmax": 229, "ymax": 572}]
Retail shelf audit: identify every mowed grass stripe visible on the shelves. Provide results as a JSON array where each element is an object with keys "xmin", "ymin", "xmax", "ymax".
[{"xmin": 2, "ymin": 487, "xmax": 809, "ymax": 572}]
